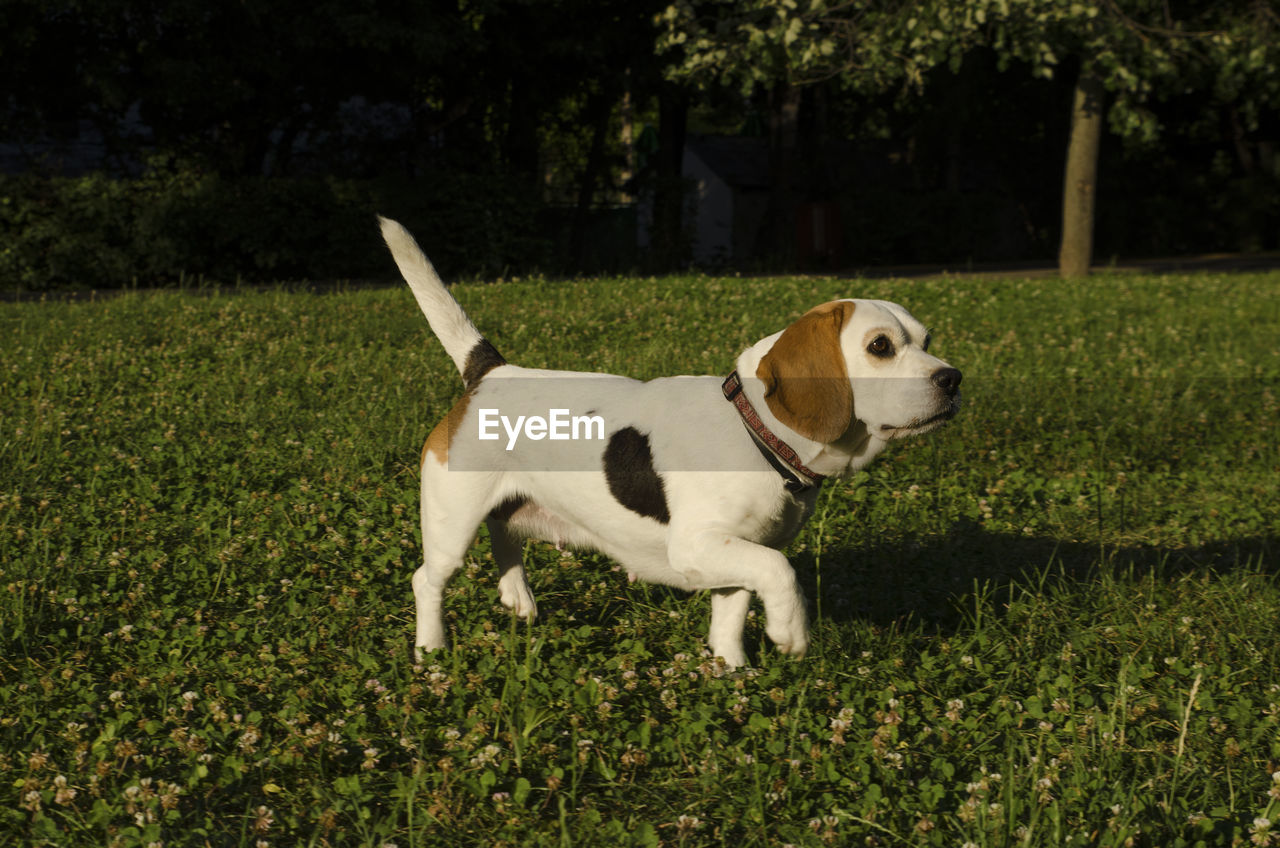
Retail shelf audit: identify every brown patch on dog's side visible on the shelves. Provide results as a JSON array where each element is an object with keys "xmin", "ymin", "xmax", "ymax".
[
  {"xmin": 756, "ymin": 301, "xmax": 855, "ymax": 443},
  {"xmin": 422, "ymin": 391, "xmax": 473, "ymax": 467}
]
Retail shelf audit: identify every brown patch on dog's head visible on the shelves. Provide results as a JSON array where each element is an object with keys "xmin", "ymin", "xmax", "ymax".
[
  {"xmin": 756, "ymin": 301, "xmax": 855, "ymax": 443},
  {"xmin": 422, "ymin": 391, "xmax": 473, "ymax": 467}
]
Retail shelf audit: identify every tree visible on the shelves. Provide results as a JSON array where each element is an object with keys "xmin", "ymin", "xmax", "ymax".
[
  {"xmin": 646, "ymin": 81, "xmax": 692, "ymax": 268},
  {"xmin": 657, "ymin": 0, "xmax": 951, "ymax": 260},
  {"xmin": 911, "ymin": 0, "xmax": 1280, "ymax": 275},
  {"xmin": 660, "ymin": 0, "xmax": 1279, "ymax": 274},
  {"xmin": 1059, "ymin": 69, "xmax": 1106, "ymax": 277}
]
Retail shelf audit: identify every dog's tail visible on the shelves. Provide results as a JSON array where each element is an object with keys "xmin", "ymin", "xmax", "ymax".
[{"xmin": 379, "ymin": 216, "xmax": 504, "ymax": 385}]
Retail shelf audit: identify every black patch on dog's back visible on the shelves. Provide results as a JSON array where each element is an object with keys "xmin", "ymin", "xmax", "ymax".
[
  {"xmin": 603, "ymin": 427, "xmax": 670, "ymax": 524},
  {"xmin": 463, "ymin": 339, "xmax": 506, "ymax": 389}
]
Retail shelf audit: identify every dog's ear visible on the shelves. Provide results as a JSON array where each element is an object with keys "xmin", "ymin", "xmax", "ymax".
[{"xmin": 756, "ymin": 301, "xmax": 855, "ymax": 443}]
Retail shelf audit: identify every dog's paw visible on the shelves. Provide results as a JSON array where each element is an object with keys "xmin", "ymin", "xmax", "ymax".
[
  {"xmin": 498, "ymin": 571, "xmax": 538, "ymax": 620},
  {"xmin": 413, "ymin": 639, "xmax": 446, "ymax": 664},
  {"xmin": 708, "ymin": 640, "xmax": 747, "ymax": 669},
  {"xmin": 773, "ymin": 635, "xmax": 809, "ymax": 658},
  {"xmin": 766, "ymin": 615, "xmax": 809, "ymax": 658}
]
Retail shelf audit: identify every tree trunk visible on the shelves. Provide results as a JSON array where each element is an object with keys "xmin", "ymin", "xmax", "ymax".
[
  {"xmin": 505, "ymin": 75, "xmax": 542, "ymax": 197},
  {"xmin": 650, "ymin": 83, "xmax": 689, "ymax": 269},
  {"xmin": 1058, "ymin": 66, "xmax": 1106, "ymax": 277},
  {"xmin": 755, "ymin": 82, "xmax": 801, "ymax": 263},
  {"xmin": 570, "ymin": 88, "xmax": 613, "ymax": 270}
]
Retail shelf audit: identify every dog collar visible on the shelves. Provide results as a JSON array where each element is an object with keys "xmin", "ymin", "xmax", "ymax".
[{"xmin": 722, "ymin": 371, "xmax": 824, "ymax": 493}]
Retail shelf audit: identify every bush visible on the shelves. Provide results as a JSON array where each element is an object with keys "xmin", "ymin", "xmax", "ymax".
[
  {"xmin": 0, "ymin": 160, "xmax": 548, "ymax": 291},
  {"xmin": 842, "ymin": 188, "xmax": 1043, "ymax": 266}
]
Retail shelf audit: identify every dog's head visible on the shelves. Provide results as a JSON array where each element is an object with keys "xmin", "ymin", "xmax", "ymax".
[{"xmin": 753, "ymin": 299, "xmax": 962, "ymax": 445}]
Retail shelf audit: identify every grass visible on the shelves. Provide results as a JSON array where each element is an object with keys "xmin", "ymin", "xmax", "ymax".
[{"xmin": 1, "ymin": 270, "xmax": 1278, "ymax": 847}]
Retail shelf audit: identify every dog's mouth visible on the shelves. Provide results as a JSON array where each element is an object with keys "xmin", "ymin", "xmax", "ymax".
[{"xmin": 878, "ymin": 399, "xmax": 961, "ymax": 438}]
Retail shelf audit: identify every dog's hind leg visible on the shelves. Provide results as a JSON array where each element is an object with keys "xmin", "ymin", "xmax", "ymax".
[
  {"xmin": 413, "ymin": 476, "xmax": 494, "ymax": 661},
  {"xmin": 412, "ymin": 535, "xmax": 468, "ymax": 660},
  {"xmin": 487, "ymin": 516, "xmax": 537, "ymax": 621}
]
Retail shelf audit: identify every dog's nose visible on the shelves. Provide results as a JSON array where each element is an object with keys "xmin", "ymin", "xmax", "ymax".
[{"xmin": 932, "ymin": 367, "xmax": 962, "ymax": 395}]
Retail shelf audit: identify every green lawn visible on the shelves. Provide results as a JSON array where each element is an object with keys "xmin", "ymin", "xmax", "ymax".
[{"xmin": 1, "ymin": 272, "xmax": 1278, "ymax": 847}]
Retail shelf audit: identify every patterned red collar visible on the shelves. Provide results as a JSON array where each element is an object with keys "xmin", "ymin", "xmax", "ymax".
[{"xmin": 722, "ymin": 371, "xmax": 824, "ymax": 492}]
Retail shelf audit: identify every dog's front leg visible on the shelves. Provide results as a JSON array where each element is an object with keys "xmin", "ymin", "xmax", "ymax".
[
  {"xmin": 708, "ymin": 588, "xmax": 752, "ymax": 668},
  {"xmin": 672, "ymin": 531, "xmax": 809, "ymax": 665}
]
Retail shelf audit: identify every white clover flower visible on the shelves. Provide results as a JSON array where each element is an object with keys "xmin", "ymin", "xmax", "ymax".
[
  {"xmin": 21, "ymin": 790, "xmax": 42, "ymax": 812},
  {"xmin": 253, "ymin": 805, "xmax": 274, "ymax": 833}
]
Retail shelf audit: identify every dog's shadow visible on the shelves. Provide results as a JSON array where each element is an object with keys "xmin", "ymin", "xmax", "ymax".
[
  {"xmin": 789, "ymin": 518, "xmax": 1278, "ymax": 634},
  {"xmin": 515, "ymin": 521, "xmax": 1276, "ymax": 663}
]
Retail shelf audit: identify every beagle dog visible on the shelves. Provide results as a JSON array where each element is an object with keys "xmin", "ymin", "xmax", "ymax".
[{"xmin": 380, "ymin": 217, "xmax": 961, "ymax": 668}]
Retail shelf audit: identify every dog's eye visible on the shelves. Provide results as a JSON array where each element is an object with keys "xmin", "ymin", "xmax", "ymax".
[
  {"xmin": 923, "ymin": 334, "xmax": 932, "ymax": 352},
  {"xmin": 867, "ymin": 336, "xmax": 894, "ymax": 358}
]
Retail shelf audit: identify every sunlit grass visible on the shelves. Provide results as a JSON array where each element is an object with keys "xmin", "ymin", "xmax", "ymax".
[{"xmin": 1, "ymin": 272, "xmax": 1278, "ymax": 846}]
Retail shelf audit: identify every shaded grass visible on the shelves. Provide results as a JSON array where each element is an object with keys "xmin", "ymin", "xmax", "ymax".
[{"xmin": 1, "ymin": 271, "xmax": 1278, "ymax": 846}]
